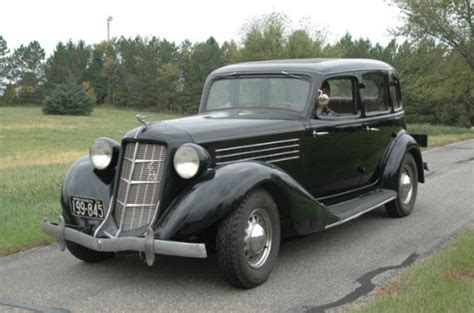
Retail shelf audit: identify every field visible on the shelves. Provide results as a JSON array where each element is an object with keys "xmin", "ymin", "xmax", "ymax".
[
  {"xmin": 0, "ymin": 106, "xmax": 181, "ymax": 255},
  {"xmin": 408, "ymin": 123, "xmax": 474, "ymax": 148},
  {"xmin": 0, "ymin": 106, "xmax": 473, "ymax": 255}
]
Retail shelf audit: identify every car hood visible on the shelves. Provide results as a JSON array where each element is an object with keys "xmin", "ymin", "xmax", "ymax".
[{"xmin": 159, "ymin": 110, "xmax": 305, "ymax": 143}]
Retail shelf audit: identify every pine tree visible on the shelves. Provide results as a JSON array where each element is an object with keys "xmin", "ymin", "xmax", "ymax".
[{"xmin": 42, "ymin": 79, "xmax": 93, "ymax": 115}]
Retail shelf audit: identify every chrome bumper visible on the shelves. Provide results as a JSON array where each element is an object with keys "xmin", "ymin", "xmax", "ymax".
[{"xmin": 42, "ymin": 216, "xmax": 207, "ymax": 266}]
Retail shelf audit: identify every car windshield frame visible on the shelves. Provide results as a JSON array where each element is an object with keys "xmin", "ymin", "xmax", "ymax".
[{"xmin": 202, "ymin": 74, "xmax": 312, "ymax": 114}]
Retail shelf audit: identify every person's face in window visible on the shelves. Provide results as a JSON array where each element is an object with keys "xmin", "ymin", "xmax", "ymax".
[{"xmin": 321, "ymin": 83, "xmax": 331, "ymax": 97}]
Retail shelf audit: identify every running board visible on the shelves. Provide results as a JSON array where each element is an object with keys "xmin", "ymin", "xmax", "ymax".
[{"xmin": 325, "ymin": 189, "xmax": 396, "ymax": 229}]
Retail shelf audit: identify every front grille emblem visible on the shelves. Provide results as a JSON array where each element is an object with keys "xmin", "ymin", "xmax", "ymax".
[{"xmin": 147, "ymin": 161, "xmax": 160, "ymax": 181}]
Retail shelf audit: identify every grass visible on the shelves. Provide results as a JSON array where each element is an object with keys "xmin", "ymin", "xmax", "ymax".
[
  {"xmin": 0, "ymin": 106, "xmax": 472, "ymax": 255},
  {"xmin": 408, "ymin": 123, "xmax": 474, "ymax": 148},
  {"xmin": 353, "ymin": 228, "xmax": 474, "ymax": 313},
  {"xmin": 0, "ymin": 106, "xmax": 181, "ymax": 255}
]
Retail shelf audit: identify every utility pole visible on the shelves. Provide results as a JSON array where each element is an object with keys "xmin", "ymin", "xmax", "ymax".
[
  {"xmin": 106, "ymin": 16, "xmax": 113, "ymax": 104},
  {"xmin": 107, "ymin": 16, "xmax": 113, "ymax": 41}
]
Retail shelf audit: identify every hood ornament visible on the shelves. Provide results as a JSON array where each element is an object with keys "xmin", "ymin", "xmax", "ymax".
[{"xmin": 136, "ymin": 114, "xmax": 152, "ymax": 126}]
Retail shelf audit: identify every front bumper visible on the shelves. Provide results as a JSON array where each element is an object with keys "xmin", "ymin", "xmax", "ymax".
[{"xmin": 42, "ymin": 216, "xmax": 207, "ymax": 266}]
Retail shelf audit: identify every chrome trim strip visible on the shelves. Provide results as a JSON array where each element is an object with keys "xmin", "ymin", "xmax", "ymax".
[
  {"xmin": 120, "ymin": 178, "xmax": 162, "ymax": 185},
  {"xmin": 134, "ymin": 127, "xmax": 141, "ymax": 139},
  {"xmin": 324, "ymin": 196, "xmax": 396, "ymax": 230},
  {"xmin": 215, "ymin": 138, "xmax": 299, "ymax": 153},
  {"xmin": 116, "ymin": 200, "xmax": 157, "ymax": 208},
  {"xmin": 267, "ymin": 156, "xmax": 301, "ymax": 163},
  {"xmin": 215, "ymin": 150, "xmax": 300, "ymax": 165},
  {"xmin": 103, "ymin": 231, "xmax": 114, "ymax": 238},
  {"xmin": 132, "ymin": 143, "xmax": 149, "ymax": 229},
  {"xmin": 93, "ymin": 196, "xmax": 114, "ymax": 238},
  {"xmin": 216, "ymin": 144, "xmax": 300, "ymax": 159},
  {"xmin": 124, "ymin": 157, "xmax": 165, "ymax": 163},
  {"xmin": 316, "ymin": 179, "xmax": 379, "ymax": 201},
  {"xmin": 148, "ymin": 146, "xmax": 166, "ymax": 230},
  {"xmin": 116, "ymin": 142, "xmax": 140, "ymax": 237}
]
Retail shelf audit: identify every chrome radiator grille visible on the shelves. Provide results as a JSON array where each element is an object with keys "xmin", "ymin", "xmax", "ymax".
[
  {"xmin": 215, "ymin": 138, "xmax": 300, "ymax": 165},
  {"xmin": 114, "ymin": 142, "xmax": 167, "ymax": 232}
]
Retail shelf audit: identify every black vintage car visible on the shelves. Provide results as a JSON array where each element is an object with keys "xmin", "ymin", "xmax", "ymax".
[{"xmin": 43, "ymin": 58, "xmax": 427, "ymax": 288}]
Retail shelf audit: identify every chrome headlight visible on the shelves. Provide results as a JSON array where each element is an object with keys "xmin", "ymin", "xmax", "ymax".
[
  {"xmin": 173, "ymin": 144, "xmax": 210, "ymax": 179},
  {"xmin": 90, "ymin": 137, "xmax": 119, "ymax": 170}
]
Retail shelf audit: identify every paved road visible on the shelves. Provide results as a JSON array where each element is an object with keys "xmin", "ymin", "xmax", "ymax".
[{"xmin": 1, "ymin": 140, "xmax": 473, "ymax": 313}]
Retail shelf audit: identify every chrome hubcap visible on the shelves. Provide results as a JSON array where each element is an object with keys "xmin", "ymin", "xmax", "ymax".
[
  {"xmin": 243, "ymin": 208, "xmax": 272, "ymax": 268},
  {"xmin": 400, "ymin": 166, "xmax": 414, "ymax": 204}
]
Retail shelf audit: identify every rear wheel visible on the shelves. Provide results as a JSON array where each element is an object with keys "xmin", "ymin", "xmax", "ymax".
[
  {"xmin": 386, "ymin": 153, "xmax": 418, "ymax": 217},
  {"xmin": 66, "ymin": 241, "xmax": 114, "ymax": 263},
  {"xmin": 216, "ymin": 189, "xmax": 280, "ymax": 289}
]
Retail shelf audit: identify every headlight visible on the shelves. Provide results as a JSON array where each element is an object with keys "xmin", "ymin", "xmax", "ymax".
[
  {"xmin": 173, "ymin": 144, "xmax": 210, "ymax": 179},
  {"xmin": 90, "ymin": 137, "xmax": 118, "ymax": 170}
]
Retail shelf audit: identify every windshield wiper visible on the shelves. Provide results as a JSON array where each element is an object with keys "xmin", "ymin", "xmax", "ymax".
[{"xmin": 280, "ymin": 71, "xmax": 305, "ymax": 80}]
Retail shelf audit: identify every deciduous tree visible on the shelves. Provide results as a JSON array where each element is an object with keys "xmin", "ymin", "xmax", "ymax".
[
  {"xmin": 0, "ymin": 36, "xmax": 9, "ymax": 91},
  {"xmin": 394, "ymin": 0, "xmax": 473, "ymax": 70}
]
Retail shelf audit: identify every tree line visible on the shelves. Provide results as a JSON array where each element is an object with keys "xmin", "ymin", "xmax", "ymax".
[{"xmin": 0, "ymin": 2, "xmax": 472, "ymax": 127}]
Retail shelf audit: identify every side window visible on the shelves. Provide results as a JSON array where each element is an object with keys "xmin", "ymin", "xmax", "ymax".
[
  {"xmin": 390, "ymin": 76, "xmax": 402, "ymax": 110},
  {"xmin": 362, "ymin": 72, "xmax": 389, "ymax": 113},
  {"xmin": 316, "ymin": 77, "xmax": 357, "ymax": 118}
]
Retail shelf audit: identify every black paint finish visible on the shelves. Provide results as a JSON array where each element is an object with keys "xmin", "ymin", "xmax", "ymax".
[
  {"xmin": 61, "ymin": 156, "xmax": 114, "ymax": 234},
  {"xmin": 155, "ymin": 161, "xmax": 338, "ymax": 240},
  {"xmin": 56, "ymin": 58, "xmax": 425, "ymax": 245}
]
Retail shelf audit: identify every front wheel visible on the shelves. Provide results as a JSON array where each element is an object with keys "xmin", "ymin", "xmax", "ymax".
[
  {"xmin": 386, "ymin": 153, "xmax": 418, "ymax": 217},
  {"xmin": 216, "ymin": 189, "xmax": 280, "ymax": 289}
]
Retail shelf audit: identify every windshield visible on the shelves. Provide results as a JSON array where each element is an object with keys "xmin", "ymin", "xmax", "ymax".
[{"xmin": 205, "ymin": 76, "xmax": 310, "ymax": 112}]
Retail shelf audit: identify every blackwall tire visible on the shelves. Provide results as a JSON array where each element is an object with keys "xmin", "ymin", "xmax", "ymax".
[
  {"xmin": 216, "ymin": 189, "xmax": 280, "ymax": 289},
  {"xmin": 386, "ymin": 153, "xmax": 418, "ymax": 218},
  {"xmin": 66, "ymin": 241, "xmax": 115, "ymax": 263}
]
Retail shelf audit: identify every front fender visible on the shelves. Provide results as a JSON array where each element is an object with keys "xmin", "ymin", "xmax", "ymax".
[
  {"xmin": 61, "ymin": 156, "xmax": 115, "ymax": 232},
  {"xmin": 380, "ymin": 130, "xmax": 425, "ymax": 191},
  {"xmin": 156, "ymin": 161, "xmax": 338, "ymax": 240}
]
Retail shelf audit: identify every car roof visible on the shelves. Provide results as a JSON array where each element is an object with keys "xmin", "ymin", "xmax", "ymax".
[{"xmin": 211, "ymin": 58, "xmax": 395, "ymax": 75}]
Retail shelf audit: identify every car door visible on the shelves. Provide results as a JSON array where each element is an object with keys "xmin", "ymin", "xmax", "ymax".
[
  {"xmin": 359, "ymin": 71, "xmax": 402, "ymax": 186},
  {"xmin": 303, "ymin": 76, "xmax": 365, "ymax": 198}
]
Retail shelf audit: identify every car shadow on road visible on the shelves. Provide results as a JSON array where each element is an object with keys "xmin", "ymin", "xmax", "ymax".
[{"xmin": 67, "ymin": 206, "xmax": 393, "ymax": 294}]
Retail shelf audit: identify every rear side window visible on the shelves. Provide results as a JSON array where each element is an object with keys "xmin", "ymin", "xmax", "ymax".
[{"xmin": 362, "ymin": 72, "xmax": 389, "ymax": 113}]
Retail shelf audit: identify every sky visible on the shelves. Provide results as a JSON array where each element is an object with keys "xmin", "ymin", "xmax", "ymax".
[{"xmin": 0, "ymin": 0, "xmax": 403, "ymax": 56}]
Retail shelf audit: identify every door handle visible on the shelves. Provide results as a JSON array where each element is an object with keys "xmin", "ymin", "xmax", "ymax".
[
  {"xmin": 313, "ymin": 130, "xmax": 329, "ymax": 137},
  {"xmin": 366, "ymin": 126, "xmax": 380, "ymax": 132}
]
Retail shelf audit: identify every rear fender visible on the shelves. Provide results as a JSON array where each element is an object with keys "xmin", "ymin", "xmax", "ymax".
[
  {"xmin": 380, "ymin": 130, "xmax": 425, "ymax": 191},
  {"xmin": 156, "ymin": 161, "xmax": 338, "ymax": 240}
]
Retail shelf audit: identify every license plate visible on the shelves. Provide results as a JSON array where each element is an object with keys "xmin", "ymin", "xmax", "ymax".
[{"xmin": 71, "ymin": 196, "xmax": 105, "ymax": 219}]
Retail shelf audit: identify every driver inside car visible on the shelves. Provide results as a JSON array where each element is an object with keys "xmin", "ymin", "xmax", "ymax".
[{"xmin": 316, "ymin": 80, "xmax": 336, "ymax": 116}]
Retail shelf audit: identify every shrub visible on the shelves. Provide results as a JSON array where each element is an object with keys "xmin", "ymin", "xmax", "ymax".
[{"xmin": 43, "ymin": 80, "xmax": 93, "ymax": 115}]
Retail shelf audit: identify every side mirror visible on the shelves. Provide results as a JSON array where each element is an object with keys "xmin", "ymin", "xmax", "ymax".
[{"xmin": 318, "ymin": 89, "xmax": 330, "ymax": 107}]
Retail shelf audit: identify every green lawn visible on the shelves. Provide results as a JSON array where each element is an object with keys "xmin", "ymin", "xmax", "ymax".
[
  {"xmin": 353, "ymin": 228, "xmax": 474, "ymax": 313},
  {"xmin": 0, "ymin": 106, "xmax": 472, "ymax": 255},
  {"xmin": 408, "ymin": 123, "xmax": 474, "ymax": 148},
  {"xmin": 0, "ymin": 106, "xmax": 181, "ymax": 255}
]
